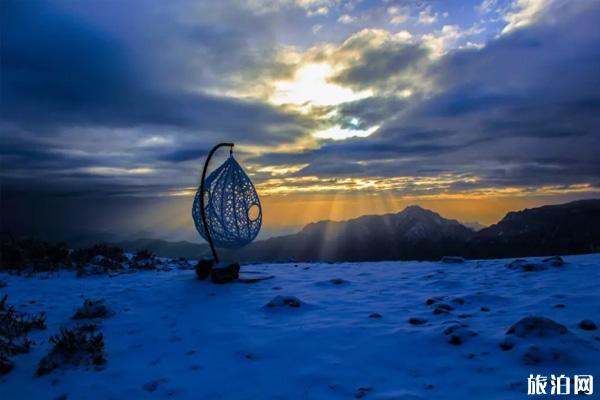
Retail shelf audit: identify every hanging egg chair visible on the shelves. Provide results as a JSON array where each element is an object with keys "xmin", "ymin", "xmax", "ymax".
[{"xmin": 192, "ymin": 143, "xmax": 261, "ymax": 261}]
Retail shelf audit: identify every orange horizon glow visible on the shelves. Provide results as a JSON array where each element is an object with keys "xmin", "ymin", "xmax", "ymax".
[
  {"xmin": 143, "ymin": 189, "xmax": 600, "ymax": 242},
  {"xmin": 259, "ymin": 192, "xmax": 600, "ymax": 229}
]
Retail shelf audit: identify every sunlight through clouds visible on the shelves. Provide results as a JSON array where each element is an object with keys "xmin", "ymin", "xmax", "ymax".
[
  {"xmin": 501, "ymin": 0, "xmax": 554, "ymax": 34},
  {"xmin": 253, "ymin": 164, "xmax": 310, "ymax": 176},
  {"xmin": 313, "ymin": 124, "xmax": 379, "ymax": 140},
  {"xmin": 270, "ymin": 63, "xmax": 372, "ymax": 109}
]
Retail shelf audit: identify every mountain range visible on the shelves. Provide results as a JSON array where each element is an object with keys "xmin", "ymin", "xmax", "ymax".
[
  {"xmin": 111, "ymin": 199, "xmax": 600, "ymax": 262},
  {"xmin": 467, "ymin": 199, "xmax": 600, "ymax": 259},
  {"xmin": 234, "ymin": 205, "xmax": 473, "ymax": 262}
]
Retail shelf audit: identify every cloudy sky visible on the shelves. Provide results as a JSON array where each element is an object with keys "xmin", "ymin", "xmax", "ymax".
[{"xmin": 1, "ymin": 0, "xmax": 599, "ymax": 242}]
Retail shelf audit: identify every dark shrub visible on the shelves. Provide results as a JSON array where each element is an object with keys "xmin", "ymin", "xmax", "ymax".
[
  {"xmin": 0, "ymin": 241, "xmax": 25, "ymax": 270},
  {"xmin": 0, "ymin": 335, "xmax": 31, "ymax": 357},
  {"xmin": 0, "ymin": 239, "xmax": 70, "ymax": 272},
  {"xmin": 72, "ymin": 244, "xmax": 128, "ymax": 276},
  {"xmin": 37, "ymin": 325, "xmax": 106, "ymax": 376},
  {"xmin": 0, "ymin": 295, "xmax": 47, "ymax": 339},
  {"xmin": 0, "ymin": 295, "xmax": 46, "ymax": 374},
  {"xmin": 71, "ymin": 244, "xmax": 127, "ymax": 265},
  {"xmin": 132, "ymin": 249, "xmax": 156, "ymax": 270},
  {"xmin": 0, "ymin": 354, "xmax": 14, "ymax": 375}
]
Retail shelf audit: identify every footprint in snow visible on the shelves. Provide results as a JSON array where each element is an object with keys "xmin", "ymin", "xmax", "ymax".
[
  {"xmin": 316, "ymin": 278, "xmax": 349, "ymax": 286},
  {"xmin": 355, "ymin": 387, "xmax": 372, "ymax": 398},
  {"xmin": 142, "ymin": 378, "xmax": 168, "ymax": 392},
  {"xmin": 169, "ymin": 335, "xmax": 182, "ymax": 343},
  {"xmin": 329, "ymin": 278, "xmax": 349, "ymax": 285},
  {"xmin": 443, "ymin": 324, "xmax": 478, "ymax": 345},
  {"xmin": 432, "ymin": 303, "xmax": 454, "ymax": 315}
]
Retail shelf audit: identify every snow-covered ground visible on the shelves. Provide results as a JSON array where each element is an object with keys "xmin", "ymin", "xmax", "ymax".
[{"xmin": 1, "ymin": 254, "xmax": 599, "ymax": 399}]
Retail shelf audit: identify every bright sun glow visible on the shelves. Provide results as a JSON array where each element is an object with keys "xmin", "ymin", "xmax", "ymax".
[
  {"xmin": 313, "ymin": 124, "xmax": 380, "ymax": 140},
  {"xmin": 270, "ymin": 63, "xmax": 372, "ymax": 109}
]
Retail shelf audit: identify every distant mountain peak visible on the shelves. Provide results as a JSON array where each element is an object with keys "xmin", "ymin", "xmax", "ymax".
[
  {"xmin": 401, "ymin": 204, "xmax": 434, "ymax": 215},
  {"xmin": 397, "ymin": 205, "xmax": 463, "ymax": 226},
  {"xmin": 404, "ymin": 204, "xmax": 426, "ymax": 210},
  {"xmin": 238, "ymin": 204, "xmax": 475, "ymax": 262},
  {"xmin": 461, "ymin": 221, "xmax": 487, "ymax": 232}
]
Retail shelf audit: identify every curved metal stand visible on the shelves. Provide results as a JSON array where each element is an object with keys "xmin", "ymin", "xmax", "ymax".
[{"xmin": 200, "ymin": 142, "xmax": 234, "ymax": 263}]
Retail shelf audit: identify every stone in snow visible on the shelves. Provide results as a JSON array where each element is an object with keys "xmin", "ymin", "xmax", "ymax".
[
  {"xmin": 542, "ymin": 256, "xmax": 565, "ymax": 267},
  {"xmin": 506, "ymin": 316, "xmax": 568, "ymax": 338},
  {"xmin": 578, "ymin": 319, "xmax": 597, "ymax": 331},
  {"xmin": 211, "ymin": 262, "xmax": 240, "ymax": 284},
  {"xmin": 72, "ymin": 299, "xmax": 113, "ymax": 320},
  {"xmin": 194, "ymin": 257, "xmax": 214, "ymax": 280},
  {"xmin": 505, "ymin": 256, "xmax": 565, "ymax": 272},
  {"xmin": 265, "ymin": 295, "xmax": 303, "ymax": 308},
  {"xmin": 443, "ymin": 324, "xmax": 478, "ymax": 346}
]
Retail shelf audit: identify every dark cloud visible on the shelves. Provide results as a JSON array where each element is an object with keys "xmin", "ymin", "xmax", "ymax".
[
  {"xmin": 158, "ymin": 148, "xmax": 210, "ymax": 163},
  {"xmin": 334, "ymin": 96, "xmax": 410, "ymax": 127},
  {"xmin": 0, "ymin": 1, "xmax": 132, "ymax": 112},
  {"xmin": 0, "ymin": 0, "xmax": 316, "ymax": 207},
  {"xmin": 333, "ymin": 41, "xmax": 429, "ymax": 89},
  {"xmin": 416, "ymin": 84, "xmax": 519, "ymax": 117},
  {"xmin": 0, "ymin": 1, "xmax": 310, "ymax": 139}
]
